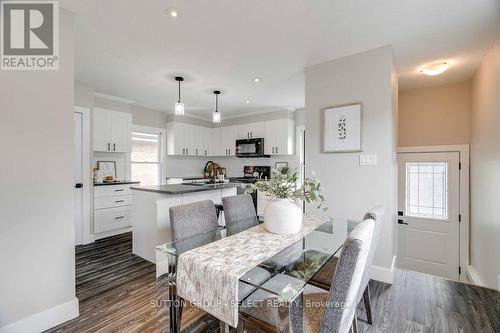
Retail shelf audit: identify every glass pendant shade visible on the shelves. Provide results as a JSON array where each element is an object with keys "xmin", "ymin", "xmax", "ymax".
[
  {"xmin": 212, "ymin": 110, "xmax": 221, "ymax": 123},
  {"xmin": 174, "ymin": 76, "xmax": 185, "ymax": 115},
  {"xmin": 174, "ymin": 101, "xmax": 184, "ymax": 115},
  {"xmin": 212, "ymin": 90, "xmax": 221, "ymax": 123}
]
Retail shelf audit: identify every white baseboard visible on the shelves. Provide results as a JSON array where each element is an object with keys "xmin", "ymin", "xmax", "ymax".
[
  {"xmin": 370, "ymin": 255, "xmax": 396, "ymax": 284},
  {"xmin": 0, "ymin": 298, "xmax": 79, "ymax": 333},
  {"xmin": 466, "ymin": 265, "xmax": 484, "ymax": 287}
]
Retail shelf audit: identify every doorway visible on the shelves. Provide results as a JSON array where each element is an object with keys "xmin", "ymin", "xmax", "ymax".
[
  {"xmin": 397, "ymin": 151, "xmax": 462, "ymax": 280},
  {"xmin": 74, "ymin": 107, "xmax": 91, "ymax": 246}
]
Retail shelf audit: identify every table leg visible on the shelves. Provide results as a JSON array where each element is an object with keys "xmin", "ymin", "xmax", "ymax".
[{"xmin": 289, "ymin": 291, "xmax": 303, "ymax": 333}]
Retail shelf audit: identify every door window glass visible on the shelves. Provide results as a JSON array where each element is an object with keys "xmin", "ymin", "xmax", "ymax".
[{"xmin": 406, "ymin": 162, "xmax": 448, "ymax": 220}]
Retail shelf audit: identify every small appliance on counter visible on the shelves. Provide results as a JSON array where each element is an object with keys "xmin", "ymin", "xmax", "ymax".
[{"xmin": 229, "ymin": 166, "xmax": 271, "ymax": 209}]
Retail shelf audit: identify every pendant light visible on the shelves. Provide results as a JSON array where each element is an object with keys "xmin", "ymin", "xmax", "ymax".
[
  {"xmin": 212, "ymin": 90, "xmax": 221, "ymax": 123},
  {"xmin": 174, "ymin": 76, "xmax": 184, "ymax": 115}
]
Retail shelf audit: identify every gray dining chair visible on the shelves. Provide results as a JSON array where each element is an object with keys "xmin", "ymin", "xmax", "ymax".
[
  {"xmin": 309, "ymin": 206, "xmax": 384, "ymax": 325},
  {"xmin": 169, "ymin": 200, "xmax": 219, "ymax": 241},
  {"xmin": 222, "ymin": 194, "xmax": 257, "ymax": 226},
  {"xmin": 221, "ymin": 195, "xmax": 273, "ymax": 302},
  {"xmin": 239, "ymin": 216, "xmax": 376, "ymax": 333}
]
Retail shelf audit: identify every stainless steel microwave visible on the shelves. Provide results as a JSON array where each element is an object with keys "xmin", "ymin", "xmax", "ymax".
[{"xmin": 235, "ymin": 138, "xmax": 269, "ymax": 158}]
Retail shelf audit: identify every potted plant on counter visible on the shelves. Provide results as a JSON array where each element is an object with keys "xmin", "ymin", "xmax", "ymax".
[{"xmin": 245, "ymin": 167, "xmax": 327, "ymax": 234}]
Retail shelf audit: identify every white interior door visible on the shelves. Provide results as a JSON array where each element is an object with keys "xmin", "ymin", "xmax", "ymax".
[
  {"xmin": 74, "ymin": 113, "xmax": 84, "ymax": 246},
  {"xmin": 397, "ymin": 152, "xmax": 460, "ymax": 280}
]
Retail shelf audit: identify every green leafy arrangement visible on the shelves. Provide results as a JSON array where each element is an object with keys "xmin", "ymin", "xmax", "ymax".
[{"xmin": 245, "ymin": 167, "xmax": 327, "ymax": 210}]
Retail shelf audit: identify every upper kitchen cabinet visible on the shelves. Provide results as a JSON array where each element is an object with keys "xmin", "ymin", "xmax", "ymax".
[
  {"xmin": 167, "ymin": 121, "xmax": 189, "ymax": 155},
  {"xmin": 264, "ymin": 118, "xmax": 295, "ymax": 155},
  {"xmin": 234, "ymin": 122, "xmax": 264, "ymax": 140},
  {"xmin": 220, "ymin": 125, "xmax": 236, "ymax": 156},
  {"xmin": 167, "ymin": 122, "xmax": 210, "ymax": 156},
  {"xmin": 93, "ymin": 108, "xmax": 132, "ymax": 153}
]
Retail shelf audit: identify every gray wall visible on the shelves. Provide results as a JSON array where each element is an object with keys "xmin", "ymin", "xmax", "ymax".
[
  {"xmin": 305, "ymin": 46, "xmax": 398, "ymax": 281},
  {"xmin": 470, "ymin": 37, "xmax": 500, "ymax": 289},
  {"xmin": 0, "ymin": 9, "xmax": 77, "ymax": 329}
]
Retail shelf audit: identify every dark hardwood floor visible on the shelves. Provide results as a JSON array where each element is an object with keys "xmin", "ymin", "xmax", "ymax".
[{"xmin": 46, "ymin": 232, "xmax": 500, "ymax": 333}]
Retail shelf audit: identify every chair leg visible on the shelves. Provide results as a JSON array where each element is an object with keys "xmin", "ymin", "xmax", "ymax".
[
  {"xmin": 351, "ymin": 315, "xmax": 358, "ymax": 333},
  {"xmin": 362, "ymin": 284, "xmax": 373, "ymax": 325}
]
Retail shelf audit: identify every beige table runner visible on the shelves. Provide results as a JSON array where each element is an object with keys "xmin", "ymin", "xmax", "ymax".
[{"xmin": 176, "ymin": 214, "xmax": 328, "ymax": 327}]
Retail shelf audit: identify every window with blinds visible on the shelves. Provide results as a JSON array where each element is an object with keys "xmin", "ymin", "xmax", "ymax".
[{"xmin": 131, "ymin": 131, "xmax": 163, "ymax": 186}]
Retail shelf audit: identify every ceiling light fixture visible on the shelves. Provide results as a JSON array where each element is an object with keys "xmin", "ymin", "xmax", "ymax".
[
  {"xmin": 166, "ymin": 8, "xmax": 179, "ymax": 18},
  {"xmin": 253, "ymin": 77, "xmax": 262, "ymax": 83},
  {"xmin": 213, "ymin": 90, "xmax": 221, "ymax": 123},
  {"xmin": 174, "ymin": 76, "xmax": 184, "ymax": 115},
  {"xmin": 420, "ymin": 61, "xmax": 450, "ymax": 76}
]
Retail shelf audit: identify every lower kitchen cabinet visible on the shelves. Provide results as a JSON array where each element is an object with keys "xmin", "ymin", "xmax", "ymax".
[{"xmin": 94, "ymin": 184, "xmax": 133, "ymax": 236}]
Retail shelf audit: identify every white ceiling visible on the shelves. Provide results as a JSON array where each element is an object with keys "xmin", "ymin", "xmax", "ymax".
[{"xmin": 70, "ymin": 0, "xmax": 500, "ymax": 119}]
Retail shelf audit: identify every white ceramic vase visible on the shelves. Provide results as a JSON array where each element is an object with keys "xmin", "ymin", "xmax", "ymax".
[{"xmin": 263, "ymin": 198, "xmax": 303, "ymax": 234}]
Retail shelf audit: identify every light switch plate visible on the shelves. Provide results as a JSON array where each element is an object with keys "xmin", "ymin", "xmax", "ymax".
[{"xmin": 359, "ymin": 154, "xmax": 377, "ymax": 166}]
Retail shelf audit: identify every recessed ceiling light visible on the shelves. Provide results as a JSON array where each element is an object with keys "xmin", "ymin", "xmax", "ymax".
[
  {"xmin": 420, "ymin": 61, "xmax": 450, "ymax": 76},
  {"xmin": 253, "ymin": 77, "xmax": 262, "ymax": 83},
  {"xmin": 245, "ymin": 100, "xmax": 250, "ymax": 104},
  {"xmin": 166, "ymin": 8, "xmax": 179, "ymax": 18}
]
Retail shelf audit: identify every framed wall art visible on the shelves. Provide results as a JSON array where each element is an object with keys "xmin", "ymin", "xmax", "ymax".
[{"xmin": 322, "ymin": 103, "xmax": 362, "ymax": 153}]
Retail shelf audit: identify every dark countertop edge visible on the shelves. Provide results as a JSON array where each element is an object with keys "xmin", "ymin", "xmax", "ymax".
[
  {"xmin": 167, "ymin": 176, "xmax": 205, "ymax": 180},
  {"xmin": 130, "ymin": 183, "xmax": 240, "ymax": 195},
  {"xmin": 94, "ymin": 181, "xmax": 140, "ymax": 186}
]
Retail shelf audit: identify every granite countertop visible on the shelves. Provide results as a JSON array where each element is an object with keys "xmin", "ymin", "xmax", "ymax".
[
  {"xmin": 94, "ymin": 180, "xmax": 140, "ymax": 186},
  {"xmin": 130, "ymin": 182, "xmax": 241, "ymax": 195}
]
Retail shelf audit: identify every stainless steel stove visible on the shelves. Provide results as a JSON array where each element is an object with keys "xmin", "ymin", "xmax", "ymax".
[{"xmin": 229, "ymin": 166, "xmax": 271, "ymax": 209}]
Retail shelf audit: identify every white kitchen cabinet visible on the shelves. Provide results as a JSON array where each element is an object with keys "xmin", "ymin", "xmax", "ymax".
[
  {"xmin": 167, "ymin": 118, "xmax": 293, "ymax": 157},
  {"xmin": 210, "ymin": 127, "xmax": 223, "ymax": 156},
  {"xmin": 234, "ymin": 122, "xmax": 264, "ymax": 140},
  {"xmin": 167, "ymin": 122, "xmax": 190, "ymax": 155},
  {"xmin": 94, "ymin": 184, "xmax": 134, "ymax": 235},
  {"xmin": 93, "ymin": 108, "xmax": 132, "ymax": 153},
  {"xmin": 203, "ymin": 127, "xmax": 211, "ymax": 156},
  {"xmin": 168, "ymin": 122, "xmax": 211, "ymax": 156},
  {"xmin": 264, "ymin": 119, "xmax": 294, "ymax": 155},
  {"xmin": 221, "ymin": 125, "xmax": 236, "ymax": 156}
]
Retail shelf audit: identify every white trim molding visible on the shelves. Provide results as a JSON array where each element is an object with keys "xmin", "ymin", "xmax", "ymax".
[
  {"xmin": 466, "ymin": 265, "xmax": 484, "ymax": 287},
  {"xmin": 398, "ymin": 144, "xmax": 470, "ymax": 283},
  {"xmin": 0, "ymin": 298, "xmax": 78, "ymax": 333},
  {"xmin": 370, "ymin": 255, "xmax": 397, "ymax": 284},
  {"xmin": 74, "ymin": 106, "xmax": 93, "ymax": 245}
]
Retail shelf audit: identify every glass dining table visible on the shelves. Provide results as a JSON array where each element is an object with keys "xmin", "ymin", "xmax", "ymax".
[{"xmin": 155, "ymin": 216, "xmax": 359, "ymax": 333}]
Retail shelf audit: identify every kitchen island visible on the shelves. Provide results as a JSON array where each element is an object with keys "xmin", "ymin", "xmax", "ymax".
[{"xmin": 130, "ymin": 183, "xmax": 239, "ymax": 263}]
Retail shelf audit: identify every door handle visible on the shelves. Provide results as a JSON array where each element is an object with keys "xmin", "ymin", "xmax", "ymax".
[
  {"xmin": 113, "ymin": 143, "xmax": 116, "ymax": 151},
  {"xmin": 398, "ymin": 219, "xmax": 408, "ymax": 225},
  {"xmin": 272, "ymin": 147, "xmax": 275, "ymax": 154},
  {"xmin": 107, "ymin": 142, "xmax": 110, "ymax": 151},
  {"xmin": 114, "ymin": 216, "xmax": 125, "ymax": 220},
  {"xmin": 276, "ymin": 147, "xmax": 278, "ymax": 154},
  {"xmin": 74, "ymin": 183, "xmax": 83, "ymax": 189},
  {"xmin": 115, "ymin": 200, "xmax": 125, "ymax": 203},
  {"xmin": 115, "ymin": 189, "xmax": 124, "ymax": 192}
]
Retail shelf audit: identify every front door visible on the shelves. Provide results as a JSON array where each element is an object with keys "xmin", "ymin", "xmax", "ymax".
[{"xmin": 397, "ymin": 152, "xmax": 460, "ymax": 280}]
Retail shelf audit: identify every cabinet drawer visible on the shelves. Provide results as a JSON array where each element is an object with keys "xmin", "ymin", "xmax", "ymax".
[
  {"xmin": 94, "ymin": 195, "xmax": 132, "ymax": 210},
  {"xmin": 94, "ymin": 207, "xmax": 132, "ymax": 234},
  {"xmin": 94, "ymin": 185, "xmax": 132, "ymax": 198}
]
